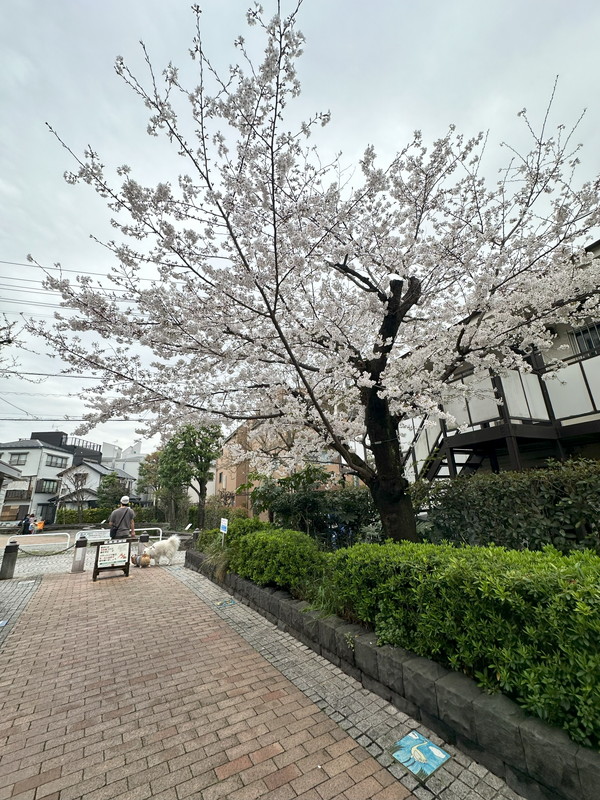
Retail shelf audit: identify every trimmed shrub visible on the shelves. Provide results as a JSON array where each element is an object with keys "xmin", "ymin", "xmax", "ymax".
[
  {"xmin": 195, "ymin": 516, "xmax": 272, "ymax": 552},
  {"xmin": 228, "ymin": 528, "xmax": 329, "ymax": 598},
  {"xmin": 54, "ymin": 506, "xmax": 163, "ymax": 525},
  {"xmin": 415, "ymin": 459, "xmax": 600, "ymax": 553},
  {"xmin": 326, "ymin": 541, "xmax": 600, "ymax": 746},
  {"xmin": 322, "ymin": 540, "xmax": 454, "ymax": 623}
]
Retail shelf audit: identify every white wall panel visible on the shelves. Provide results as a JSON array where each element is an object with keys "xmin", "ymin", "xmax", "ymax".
[{"xmin": 545, "ymin": 364, "xmax": 593, "ymax": 418}]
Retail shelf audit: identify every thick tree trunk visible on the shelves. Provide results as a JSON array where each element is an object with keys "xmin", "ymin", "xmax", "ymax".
[
  {"xmin": 368, "ymin": 477, "xmax": 418, "ymax": 542},
  {"xmin": 362, "ymin": 386, "xmax": 419, "ymax": 543}
]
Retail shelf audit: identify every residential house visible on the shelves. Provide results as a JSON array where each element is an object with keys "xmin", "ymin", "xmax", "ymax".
[
  {"xmin": 0, "ymin": 459, "xmax": 22, "ymax": 525},
  {"xmin": 401, "ymin": 240, "xmax": 600, "ymax": 482},
  {"xmin": 101, "ymin": 440, "xmax": 162, "ymax": 506},
  {"xmin": 0, "ymin": 431, "xmax": 101, "ymax": 523},
  {"xmin": 56, "ymin": 460, "xmax": 137, "ymax": 514}
]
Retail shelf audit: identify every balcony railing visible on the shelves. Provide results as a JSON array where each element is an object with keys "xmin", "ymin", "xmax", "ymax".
[
  {"xmin": 401, "ymin": 350, "xmax": 600, "ymax": 480},
  {"xmin": 4, "ymin": 489, "xmax": 32, "ymax": 501}
]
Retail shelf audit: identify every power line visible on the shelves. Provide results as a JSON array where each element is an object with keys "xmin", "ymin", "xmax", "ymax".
[
  {"xmin": 0, "ymin": 417, "xmax": 150, "ymax": 422},
  {"xmin": 0, "ymin": 396, "xmax": 32, "ymax": 415},
  {"xmin": 0, "ymin": 284, "xmax": 129, "ymax": 297},
  {"xmin": 2, "ymin": 391, "xmax": 96, "ymax": 397},
  {"xmin": 0, "ymin": 311, "xmax": 73, "ymax": 319},
  {"xmin": 1, "ymin": 297, "xmax": 135, "ymax": 310},
  {"xmin": 1, "ymin": 297, "xmax": 82, "ymax": 310},
  {"xmin": 2, "ymin": 370, "xmax": 100, "ymax": 379},
  {"xmin": 0, "ymin": 278, "xmax": 132, "ymax": 296},
  {"xmin": 0, "ymin": 258, "xmax": 166, "ymax": 283},
  {"xmin": 0, "ymin": 259, "xmax": 115, "ymax": 278}
]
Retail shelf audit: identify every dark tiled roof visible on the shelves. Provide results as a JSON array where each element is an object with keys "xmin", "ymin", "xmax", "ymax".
[
  {"xmin": 0, "ymin": 439, "xmax": 72, "ymax": 453},
  {"xmin": 59, "ymin": 460, "xmax": 136, "ymax": 481}
]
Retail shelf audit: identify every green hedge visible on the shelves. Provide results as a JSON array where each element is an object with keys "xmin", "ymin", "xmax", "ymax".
[
  {"xmin": 228, "ymin": 528, "xmax": 328, "ymax": 598},
  {"xmin": 414, "ymin": 459, "xmax": 600, "ymax": 553},
  {"xmin": 325, "ymin": 542, "xmax": 600, "ymax": 746},
  {"xmin": 196, "ymin": 501, "xmax": 249, "ymax": 530},
  {"xmin": 197, "ymin": 510, "xmax": 600, "ymax": 745},
  {"xmin": 54, "ymin": 506, "xmax": 162, "ymax": 525}
]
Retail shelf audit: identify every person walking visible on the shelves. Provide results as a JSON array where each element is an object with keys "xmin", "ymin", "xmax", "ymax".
[
  {"xmin": 107, "ymin": 496, "xmax": 135, "ymax": 539},
  {"xmin": 21, "ymin": 514, "xmax": 33, "ymax": 535}
]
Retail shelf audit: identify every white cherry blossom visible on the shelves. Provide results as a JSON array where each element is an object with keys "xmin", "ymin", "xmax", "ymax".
[{"xmin": 29, "ymin": 6, "xmax": 600, "ymax": 541}]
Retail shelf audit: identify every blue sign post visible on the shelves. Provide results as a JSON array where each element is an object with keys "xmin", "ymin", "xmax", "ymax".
[{"xmin": 220, "ymin": 517, "xmax": 228, "ymax": 547}]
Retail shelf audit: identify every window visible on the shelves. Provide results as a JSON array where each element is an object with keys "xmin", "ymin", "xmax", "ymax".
[
  {"xmin": 573, "ymin": 323, "xmax": 600, "ymax": 355},
  {"xmin": 9, "ymin": 453, "xmax": 27, "ymax": 466},
  {"xmin": 46, "ymin": 454, "xmax": 68, "ymax": 469},
  {"xmin": 37, "ymin": 479, "xmax": 59, "ymax": 494}
]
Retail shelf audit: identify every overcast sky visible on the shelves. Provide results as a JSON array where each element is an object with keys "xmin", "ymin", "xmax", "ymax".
[{"xmin": 1, "ymin": 0, "xmax": 600, "ymax": 454}]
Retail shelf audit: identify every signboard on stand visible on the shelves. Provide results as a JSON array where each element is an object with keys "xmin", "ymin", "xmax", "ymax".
[{"xmin": 92, "ymin": 540, "xmax": 131, "ymax": 581}]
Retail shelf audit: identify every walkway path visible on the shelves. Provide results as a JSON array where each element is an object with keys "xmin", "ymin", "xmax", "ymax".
[{"xmin": 0, "ymin": 549, "xmax": 524, "ymax": 800}]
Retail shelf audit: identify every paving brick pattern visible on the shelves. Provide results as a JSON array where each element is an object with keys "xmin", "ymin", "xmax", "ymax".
[
  {"xmin": 175, "ymin": 570, "xmax": 523, "ymax": 800},
  {"xmin": 0, "ymin": 576, "xmax": 39, "ymax": 648},
  {"xmin": 0, "ymin": 565, "xmax": 412, "ymax": 800},
  {"xmin": 0, "ymin": 549, "xmax": 525, "ymax": 799}
]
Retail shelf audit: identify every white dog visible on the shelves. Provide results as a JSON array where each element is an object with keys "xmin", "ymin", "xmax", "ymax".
[{"xmin": 144, "ymin": 534, "xmax": 180, "ymax": 566}]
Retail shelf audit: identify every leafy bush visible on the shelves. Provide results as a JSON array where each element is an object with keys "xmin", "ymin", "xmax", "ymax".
[
  {"xmin": 197, "ymin": 498, "xmax": 248, "ymax": 530},
  {"xmin": 54, "ymin": 506, "xmax": 164, "ymax": 526},
  {"xmin": 195, "ymin": 516, "xmax": 272, "ymax": 553},
  {"xmin": 54, "ymin": 507, "xmax": 108, "ymax": 525},
  {"xmin": 322, "ymin": 541, "xmax": 454, "ymax": 623},
  {"xmin": 193, "ymin": 505, "xmax": 600, "ymax": 745},
  {"xmin": 326, "ymin": 541, "xmax": 600, "ymax": 746},
  {"xmin": 228, "ymin": 528, "xmax": 329, "ymax": 598},
  {"xmin": 414, "ymin": 460, "xmax": 600, "ymax": 553},
  {"xmin": 243, "ymin": 467, "xmax": 377, "ymax": 548}
]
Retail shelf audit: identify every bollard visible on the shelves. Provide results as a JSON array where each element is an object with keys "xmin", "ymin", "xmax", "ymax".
[
  {"xmin": 0, "ymin": 541, "xmax": 19, "ymax": 581},
  {"xmin": 138, "ymin": 533, "xmax": 150, "ymax": 558},
  {"xmin": 71, "ymin": 536, "xmax": 87, "ymax": 573}
]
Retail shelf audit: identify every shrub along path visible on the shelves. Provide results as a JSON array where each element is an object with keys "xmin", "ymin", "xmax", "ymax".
[{"xmin": 0, "ymin": 563, "xmax": 524, "ymax": 800}]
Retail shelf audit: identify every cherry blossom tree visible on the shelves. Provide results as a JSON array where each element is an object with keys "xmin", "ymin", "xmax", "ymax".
[
  {"xmin": 0, "ymin": 315, "xmax": 19, "ymax": 376},
  {"xmin": 31, "ymin": 3, "xmax": 600, "ymax": 542}
]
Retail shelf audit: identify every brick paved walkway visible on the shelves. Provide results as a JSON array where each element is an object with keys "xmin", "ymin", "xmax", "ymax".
[
  {"xmin": 0, "ymin": 555, "xmax": 525, "ymax": 800},
  {"xmin": 1, "ymin": 567, "xmax": 411, "ymax": 800}
]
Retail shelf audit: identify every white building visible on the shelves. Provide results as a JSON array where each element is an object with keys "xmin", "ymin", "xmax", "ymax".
[
  {"xmin": 402, "ymin": 242, "xmax": 600, "ymax": 482},
  {"xmin": 0, "ymin": 431, "xmax": 103, "ymax": 523},
  {"xmin": 0, "ymin": 439, "xmax": 72, "ymax": 522},
  {"xmin": 102, "ymin": 441, "xmax": 146, "ymax": 484},
  {"xmin": 57, "ymin": 460, "xmax": 137, "ymax": 511}
]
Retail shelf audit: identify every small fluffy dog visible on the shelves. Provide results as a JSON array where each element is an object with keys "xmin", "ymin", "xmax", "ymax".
[{"xmin": 144, "ymin": 534, "xmax": 180, "ymax": 566}]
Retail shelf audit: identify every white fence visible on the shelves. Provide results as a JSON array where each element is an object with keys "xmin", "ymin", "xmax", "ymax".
[{"xmin": 74, "ymin": 527, "xmax": 164, "ymax": 543}]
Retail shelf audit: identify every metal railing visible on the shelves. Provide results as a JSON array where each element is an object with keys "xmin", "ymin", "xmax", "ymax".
[
  {"xmin": 6, "ymin": 531, "xmax": 71, "ymax": 548},
  {"xmin": 75, "ymin": 527, "xmax": 163, "ymax": 542}
]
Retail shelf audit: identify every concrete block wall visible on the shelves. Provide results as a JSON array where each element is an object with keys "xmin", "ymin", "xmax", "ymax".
[{"xmin": 185, "ymin": 551, "xmax": 600, "ymax": 800}]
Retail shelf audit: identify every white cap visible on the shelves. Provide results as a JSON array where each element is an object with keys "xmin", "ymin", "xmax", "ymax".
[{"xmin": 120, "ymin": 496, "xmax": 130, "ymax": 504}]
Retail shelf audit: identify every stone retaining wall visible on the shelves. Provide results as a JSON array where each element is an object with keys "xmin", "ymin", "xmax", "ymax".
[{"xmin": 185, "ymin": 550, "xmax": 599, "ymax": 800}]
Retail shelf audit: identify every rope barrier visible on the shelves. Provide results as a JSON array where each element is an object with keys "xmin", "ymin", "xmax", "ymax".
[{"xmin": 16, "ymin": 544, "xmax": 76, "ymax": 557}]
